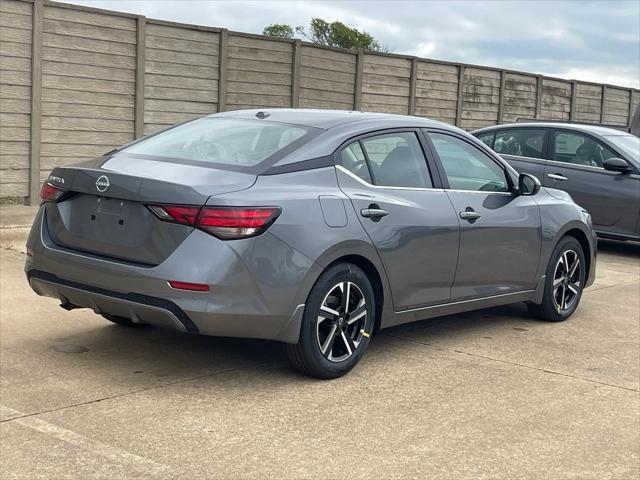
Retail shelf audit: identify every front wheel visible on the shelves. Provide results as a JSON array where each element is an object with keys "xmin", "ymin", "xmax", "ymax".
[
  {"xmin": 286, "ymin": 263, "xmax": 375, "ymax": 379},
  {"xmin": 528, "ymin": 236, "xmax": 586, "ymax": 322}
]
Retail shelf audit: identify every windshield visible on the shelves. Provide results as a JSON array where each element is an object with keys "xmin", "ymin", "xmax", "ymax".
[
  {"xmin": 604, "ymin": 135, "xmax": 640, "ymax": 161},
  {"xmin": 121, "ymin": 118, "xmax": 310, "ymax": 168}
]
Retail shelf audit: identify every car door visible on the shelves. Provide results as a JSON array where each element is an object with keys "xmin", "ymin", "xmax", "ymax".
[
  {"xmin": 335, "ymin": 130, "xmax": 459, "ymax": 310},
  {"xmin": 425, "ymin": 130, "xmax": 542, "ymax": 301},
  {"xmin": 544, "ymin": 129, "xmax": 640, "ymax": 238}
]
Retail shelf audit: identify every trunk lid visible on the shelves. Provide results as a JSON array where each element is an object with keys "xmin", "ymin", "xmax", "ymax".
[{"xmin": 44, "ymin": 153, "xmax": 256, "ymax": 265}]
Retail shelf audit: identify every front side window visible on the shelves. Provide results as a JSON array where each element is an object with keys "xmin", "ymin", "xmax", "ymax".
[
  {"xmin": 603, "ymin": 135, "xmax": 639, "ymax": 162},
  {"xmin": 494, "ymin": 129, "xmax": 546, "ymax": 159},
  {"xmin": 552, "ymin": 131, "xmax": 617, "ymax": 167},
  {"xmin": 429, "ymin": 132, "xmax": 509, "ymax": 192},
  {"xmin": 122, "ymin": 118, "xmax": 309, "ymax": 168},
  {"xmin": 360, "ymin": 132, "xmax": 432, "ymax": 188}
]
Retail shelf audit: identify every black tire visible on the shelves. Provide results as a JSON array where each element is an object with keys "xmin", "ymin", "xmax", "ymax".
[
  {"xmin": 528, "ymin": 236, "xmax": 586, "ymax": 322},
  {"xmin": 101, "ymin": 313, "xmax": 146, "ymax": 328},
  {"xmin": 286, "ymin": 263, "xmax": 375, "ymax": 379}
]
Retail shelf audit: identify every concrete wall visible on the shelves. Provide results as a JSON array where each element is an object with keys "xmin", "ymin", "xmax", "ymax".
[{"xmin": 1, "ymin": 0, "xmax": 639, "ymax": 203}]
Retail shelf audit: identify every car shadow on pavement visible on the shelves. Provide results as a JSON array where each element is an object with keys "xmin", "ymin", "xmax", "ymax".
[
  {"xmin": 44, "ymin": 301, "xmax": 535, "ymax": 384},
  {"xmin": 597, "ymin": 239, "xmax": 640, "ymax": 256}
]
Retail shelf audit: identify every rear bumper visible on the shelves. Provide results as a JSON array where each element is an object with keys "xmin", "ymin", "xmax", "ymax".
[
  {"xmin": 25, "ymin": 206, "xmax": 319, "ymax": 343},
  {"xmin": 28, "ymin": 270, "xmax": 198, "ymax": 333}
]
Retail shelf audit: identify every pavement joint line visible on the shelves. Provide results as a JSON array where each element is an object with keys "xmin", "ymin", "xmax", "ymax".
[
  {"xmin": 0, "ymin": 404, "xmax": 172, "ymax": 478},
  {"xmin": 0, "ymin": 360, "xmax": 274, "ymax": 425},
  {"xmin": 584, "ymin": 279, "xmax": 640, "ymax": 294},
  {"xmin": 382, "ymin": 333, "xmax": 639, "ymax": 393}
]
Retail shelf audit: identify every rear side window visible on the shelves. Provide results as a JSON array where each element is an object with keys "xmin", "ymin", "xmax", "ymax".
[
  {"xmin": 122, "ymin": 118, "xmax": 309, "ymax": 168},
  {"xmin": 494, "ymin": 129, "xmax": 546, "ymax": 159},
  {"xmin": 360, "ymin": 132, "xmax": 432, "ymax": 188},
  {"xmin": 340, "ymin": 142, "xmax": 372, "ymax": 183},
  {"xmin": 476, "ymin": 132, "xmax": 495, "ymax": 148}
]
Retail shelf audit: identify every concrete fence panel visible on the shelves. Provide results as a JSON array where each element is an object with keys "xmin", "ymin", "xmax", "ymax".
[{"xmin": 0, "ymin": 0, "xmax": 638, "ymax": 204}]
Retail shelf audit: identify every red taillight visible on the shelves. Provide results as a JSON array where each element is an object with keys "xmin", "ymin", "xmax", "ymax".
[
  {"xmin": 147, "ymin": 205, "xmax": 281, "ymax": 240},
  {"xmin": 149, "ymin": 205, "xmax": 200, "ymax": 225},
  {"xmin": 198, "ymin": 207, "xmax": 281, "ymax": 239},
  {"xmin": 40, "ymin": 182, "xmax": 67, "ymax": 203},
  {"xmin": 168, "ymin": 280, "xmax": 210, "ymax": 292}
]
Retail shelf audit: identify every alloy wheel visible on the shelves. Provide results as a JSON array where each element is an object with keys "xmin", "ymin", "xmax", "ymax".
[
  {"xmin": 316, "ymin": 281, "xmax": 368, "ymax": 362},
  {"xmin": 552, "ymin": 249, "xmax": 581, "ymax": 313}
]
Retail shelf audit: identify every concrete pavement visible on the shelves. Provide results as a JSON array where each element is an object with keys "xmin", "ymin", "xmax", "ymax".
[{"xmin": 0, "ymin": 241, "xmax": 638, "ymax": 479}]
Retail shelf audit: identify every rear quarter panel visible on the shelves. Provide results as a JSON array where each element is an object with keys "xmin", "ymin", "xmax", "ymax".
[{"xmin": 209, "ymin": 167, "xmax": 394, "ymax": 326}]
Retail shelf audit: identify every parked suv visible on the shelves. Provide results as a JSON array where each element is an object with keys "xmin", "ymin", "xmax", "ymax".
[
  {"xmin": 26, "ymin": 110, "xmax": 596, "ymax": 379},
  {"xmin": 472, "ymin": 123, "xmax": 640, "ymax": 241}
]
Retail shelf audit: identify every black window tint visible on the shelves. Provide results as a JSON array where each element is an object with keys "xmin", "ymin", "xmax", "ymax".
[
  {"xmin": 360, "ymin": 132, "xmax": 432, "ymax": 188},
  {"xmin": 552, "ymin": 131, "xmax": 617, "ymax": 167},
  {"xmin": 340, "ymin": 141, "xmax": 372, "ymax": 183},
  {"xmin": 476, "ymin": 132, "xmax": 495, "ymax": 148},
  {"xmin": 494, "ymin": 129, "xmax": 545, "ymax": 159},
  {"xmin": 429, "ymin": 132, "xmax": 509, "ymax": 192}
]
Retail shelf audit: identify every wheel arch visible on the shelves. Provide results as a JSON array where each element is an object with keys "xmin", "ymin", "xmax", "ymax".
[
  {"xmin": 562, "ymin": 227, "xmax": 593, "ymax": 283},
  {"xmin": 324, "ymin": 254, "xmax": 385, "ymax": 334}
]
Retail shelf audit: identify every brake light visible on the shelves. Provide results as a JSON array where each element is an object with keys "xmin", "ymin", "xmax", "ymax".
[
  {"xmin": 40, "ymin": 182, "xmax": 67, "ymax": 203},
  {"xmin": 147, "ymin": 205, "xmax": 281, "ymax": 240},
  {"xmin": 148, "ymin": 205, "xmax": 200, "ymax": 225},
  {"xmin": 198, "ymin": 207, "xmax": 281, "ymax": 239}
]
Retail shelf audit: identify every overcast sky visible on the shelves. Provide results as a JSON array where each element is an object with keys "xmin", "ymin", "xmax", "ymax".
[{"xmin": 71, "ymin": 0, "xmax": 640, "ymax": 88}]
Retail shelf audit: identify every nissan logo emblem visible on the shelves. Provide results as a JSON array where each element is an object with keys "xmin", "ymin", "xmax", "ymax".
[{"xmin": 96, "ymin": 175, "xmax": 110, "ymax": 193}]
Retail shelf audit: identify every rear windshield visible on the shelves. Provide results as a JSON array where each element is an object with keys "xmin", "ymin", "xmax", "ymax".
[{"xmin": 121, "ymin": 118, "xmax": 311, "ymax": 169}]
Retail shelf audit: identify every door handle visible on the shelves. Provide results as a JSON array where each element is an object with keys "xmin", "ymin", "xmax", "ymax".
[
  {"xmin": 459, "ymin": 209, "xmax": 481, "ymax": 221},
  {"xmin": 360, "ymin": 204, "xmax": 389, "ymax": 221},
  {"xmin": 547, "ymin": 173, "xmax": 568, "ymax": 182}
]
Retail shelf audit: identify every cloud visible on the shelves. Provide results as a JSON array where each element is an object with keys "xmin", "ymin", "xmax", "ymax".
[{"xmin": 70, "ymin": 0, "xmax": 639, "ymax": 88}]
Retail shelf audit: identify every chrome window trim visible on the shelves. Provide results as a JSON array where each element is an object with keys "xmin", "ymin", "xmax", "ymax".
[
  {"xmin": 337, "ymin": 166, "xmax": 514, "ymax": 195},
  {"xmin": 446, "ymin": 189, "xmax": 513, "ymax": 196},
  {"xmin": 335, "ymin": 165, "xmax": 444, "ymax": 192},
  {"xmin": 500, "ymin": 153, "xmax": 546, "ymax": 163},
  {"xmin": 545, "ymin": 158, "xmax": 605, "ymax": 171}
]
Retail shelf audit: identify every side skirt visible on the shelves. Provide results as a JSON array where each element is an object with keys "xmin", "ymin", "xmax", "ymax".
[{"xmin": 381, "ymin": 289, "xmax": 536, "ymax": 330}]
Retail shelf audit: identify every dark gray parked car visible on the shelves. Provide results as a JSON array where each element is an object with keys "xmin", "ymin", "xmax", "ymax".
[
  {"xmin": 26, "ymin": 110, "xmax": 596, "ymax": 379},
  {"xmin": 472, "ymin": 123, "xmax": 640, "ymax": 241}
]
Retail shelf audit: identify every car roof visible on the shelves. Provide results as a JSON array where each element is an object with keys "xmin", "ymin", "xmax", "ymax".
[
  {"xmin": 472, "ymin": 122, "xmax": 631, "ymax": 137},
  {"xmin": 211, "ymin": 108, "xmax": 455, "ymax": 130}
]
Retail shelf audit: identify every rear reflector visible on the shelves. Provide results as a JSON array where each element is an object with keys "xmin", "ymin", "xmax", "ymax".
[
  {"xmin": 40, "ymin": 182, "xmax": 68, "ymax": 204},
  {"xmin": 168, "ymin": 280, "xmax": 210, "ymax": 292},
  {"xmin": 147, "ymin": 205, "xmax": 281, "ymax": 240}
]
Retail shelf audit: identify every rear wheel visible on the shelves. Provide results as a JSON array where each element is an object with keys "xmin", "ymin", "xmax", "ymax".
[
  {"xmin": 286, "ymin": 263, "xmax": 375, "ymax": 379},
  {"xmin": 528, "ymin": 236, "xmax": 586, "ymax": 322},
  {"xmin": 101, "ymin": 313, "xmax": 146, "ymax": 328}
]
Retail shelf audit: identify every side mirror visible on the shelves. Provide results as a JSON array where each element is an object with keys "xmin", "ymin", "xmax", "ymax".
[
  {"xmin": 603, "ymin": 157, "xmax": 631, "ymax": 174},
  {"xmin": 518, "ymin": 173, "xmax": 541, "ymax": 196}
]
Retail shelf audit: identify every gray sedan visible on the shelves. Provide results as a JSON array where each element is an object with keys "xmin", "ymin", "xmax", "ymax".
[
  {"xmin": 472, "ymin": 123, "xmax": 640, "ymax": 241},
  {"xmin": 26, "ymin": 110, "xmax": 596, "ymax": 378}
]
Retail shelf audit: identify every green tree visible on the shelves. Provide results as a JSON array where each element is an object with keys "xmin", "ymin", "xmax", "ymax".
[
  {"xmin": 297, "ymin": 18, "xmax": 387, "ymax": 52},
  {"xmin": 262, "ymin": 24, "xmax": 295, "ymax": 39},
  {"xmin": 263, "ymin": 18, "xmax": 389, "ymax": 52}
]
